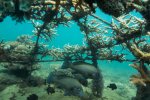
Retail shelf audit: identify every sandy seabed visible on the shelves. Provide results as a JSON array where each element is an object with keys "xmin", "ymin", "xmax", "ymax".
[{"xmin": 0, "ymin": 62, "xmax": 136, "ymax": 100}]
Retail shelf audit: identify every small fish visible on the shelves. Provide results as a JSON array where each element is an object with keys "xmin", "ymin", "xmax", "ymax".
[
  {"xmin": 107, "ymin": 83, "xmax": 117, "ymax": 90},
  {"xmin": 46, "ymin": 85, "xmax": 55, "ymax": 94}
]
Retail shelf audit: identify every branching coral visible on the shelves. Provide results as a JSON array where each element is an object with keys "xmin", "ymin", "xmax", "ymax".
[
  {"xmin": 127, "ymin": 0, "xmax": 150, "ymax": 31},
  {"xmin": 0, "ymin": 0, "xmax": 150, "ymax": 99},
  {"xmin": 112, "ymin": 14, "xmax": 145, "ymax": 44},
  {"xmin": 125, "ymin": 38, "xmax": 150, "ymax": 63},
  {"xmin": 131, "ymin": 44, "xmax": 150, "ymax": 60},
  {"xmin": 0, "ymin": 35, "xmax": 41, "ymax": 77},
  {"xmin": 129, "ymin": 62, "xmax": 150, "ymax": 100},
  {"xmin": 129, "ymin": 63, "xmax": 150, "ymax": 86},
  {"xmin": 48, "ymin": 44, "xmax": 87, "ymax": 61}
]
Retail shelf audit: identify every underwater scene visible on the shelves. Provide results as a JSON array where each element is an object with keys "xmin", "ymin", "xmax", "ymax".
[{"xmin": 0, "ymin": 0, "xmax": 150, "ymax": 100}]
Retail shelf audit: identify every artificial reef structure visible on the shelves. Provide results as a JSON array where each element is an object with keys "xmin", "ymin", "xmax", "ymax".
[{"xmin": 0, "ymin": 0, "xmax": 150, "ymax": 100}]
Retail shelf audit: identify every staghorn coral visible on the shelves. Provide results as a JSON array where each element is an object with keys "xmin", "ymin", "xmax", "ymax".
[
  {"xmin": 125, "ymin": 40, "xmax": 150, "ymax": 64},
  {"xmin": 0, "ymin": 0, "xmax": 150, "ymax": 99},
  {"xmin": 126, "ymin": 0, "xmax": 150, "ymax": 31},
  {"xmin": 129, "ymin": 63, "xmax": 150, "ymax": 86},
  {"xmin": 131, "ymin": 44, "xmax": 150, "ymax": 60}
]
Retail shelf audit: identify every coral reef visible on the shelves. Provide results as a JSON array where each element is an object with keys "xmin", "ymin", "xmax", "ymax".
[
  {"xmin": 0, "ymin": 0, "xmax": 150, "ymax": 100},
  {"xmin": 0, "ymin": 35, "xmax": 39, "ymax": 77}
]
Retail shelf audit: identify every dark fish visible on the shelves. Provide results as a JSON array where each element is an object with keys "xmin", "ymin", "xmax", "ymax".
[
  {"xmin": 71, "ymin": 62, "xmax": 99, "ymax": 79},
  {"xmin": 61, "ymin": 60, "xmax": 72, "ymax": 69},
  {"xmin": 46, "ymin": 85, "xmax": 55, "ymax": 94},
  {"xmin": 54, "ymin": 77, "xmax": 84, "ymax": 97},
  {"xmin": 74, "ymin": 74, "xmax": 88, "ymax": 87},
  {"xmin": 46, "ymin": 68, "xmax": 74, "ymax": 84},
  {"xmin": 27, "ymin": 94, "xmax": 38, "ymax": 100},
  {"xmin": 107, "ymin": 83, "xmax": 117, "ymax": 90}
]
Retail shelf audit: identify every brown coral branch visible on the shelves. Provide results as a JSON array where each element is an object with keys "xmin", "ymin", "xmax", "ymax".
[
  {"xmin": 129, "ymin": 63, "xmax": 148, "ymax": 79},
  {"xmin": 131, "ymin": 44, "xmax": 150, "ymax": 60},
  {"xmin": 130, "ymin": 75, "xmax": 147, "ymax": 86},
  {"xmin": 129, "ymin": 63, "xmax": 150, "ymax": 86}
]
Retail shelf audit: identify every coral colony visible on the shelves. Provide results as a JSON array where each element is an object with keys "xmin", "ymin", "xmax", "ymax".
[{"xmin": 0, "ymin": 0, "xmax": 150, "ymax": 100}]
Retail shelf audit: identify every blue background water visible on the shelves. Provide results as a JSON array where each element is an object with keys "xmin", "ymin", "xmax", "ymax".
[{"xmin": 0, "ymin": 10, "xmax": 143, "ymax": 81}]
